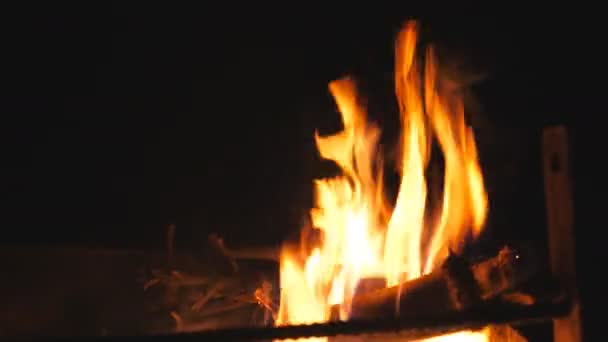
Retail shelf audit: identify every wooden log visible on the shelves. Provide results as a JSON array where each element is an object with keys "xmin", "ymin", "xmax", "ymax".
[
  {"xmin": 350, "ymin": 268, "xmax": 454, "ymax": 320},
  {"xmin": 542, "ymin": 126, "xmax": 581, "ymax": 342},
  {"xmin": 349, "ymin": 246, "xmax": 537, "ymax": 321}
]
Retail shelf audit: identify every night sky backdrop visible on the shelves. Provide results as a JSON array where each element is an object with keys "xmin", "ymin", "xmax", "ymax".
[
  {"xmin": 1, "ymin": 5, "xmax": 590, "ymax": 253},
  {"xmin": 0, "ymin": 3, "xmax": 601, "ymax": 338}
]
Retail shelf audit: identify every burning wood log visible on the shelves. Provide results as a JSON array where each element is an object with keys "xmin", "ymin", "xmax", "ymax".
[{"xmin": 349, "ymin": 246, "xmax": 537, "ymax": 321}]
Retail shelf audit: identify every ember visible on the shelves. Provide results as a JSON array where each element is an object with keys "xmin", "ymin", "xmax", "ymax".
[{"xmin": 276, "ymin": 21, "xmax": 489, "ymax": 341}]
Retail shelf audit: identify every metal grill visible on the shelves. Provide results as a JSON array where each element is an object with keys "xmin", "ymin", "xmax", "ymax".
[{"xmin": 61, "ymin": 300, "xmax": 568, "ymax": 341}]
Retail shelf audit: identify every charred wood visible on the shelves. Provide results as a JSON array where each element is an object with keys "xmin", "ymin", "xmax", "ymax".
[{"xmin": 350, "ymin": 246, "xmax": 537, "ymax": 321}]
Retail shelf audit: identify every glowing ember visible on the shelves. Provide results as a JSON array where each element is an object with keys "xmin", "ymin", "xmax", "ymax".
[{"xmin": 276, "ymin": 21, "xmax": 489, "ymax": 341}]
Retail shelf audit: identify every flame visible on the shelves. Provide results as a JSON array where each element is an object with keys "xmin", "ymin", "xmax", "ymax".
[{"xmin": 276, "ymin": 21, "xmax": 489, "ymax": 341}]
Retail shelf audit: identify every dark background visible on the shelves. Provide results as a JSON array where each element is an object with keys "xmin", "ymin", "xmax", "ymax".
[{"xmin": 0, "ymin": 3, "xmax": 597, "ymax": 338}]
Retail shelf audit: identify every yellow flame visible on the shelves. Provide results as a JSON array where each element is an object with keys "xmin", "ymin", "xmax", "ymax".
[
  {"xmin": 276, "ymin": 21, "xmax": 489, "ymax": 342},
  {"xmin": 384, "ymin": 20, "xmax": 428, "ymax": 286},
  {"xmin": 422, "ymin": 46, "xmax": 488, "ymax": 273}
]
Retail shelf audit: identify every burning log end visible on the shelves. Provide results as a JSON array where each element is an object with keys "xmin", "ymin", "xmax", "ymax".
[
  {"xmin": 442, "ymin": 250, "xmax": 481, "ymax": 309},
  {"xmin": 473, "ymin": 245, "xmax": 539, "ymax": 300},
  {"xmin": 350, "ymin": 246, "xmax": 537, "ymax": 321}
]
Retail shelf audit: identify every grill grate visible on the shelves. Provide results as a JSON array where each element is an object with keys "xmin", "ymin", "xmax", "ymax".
[{"xmin": 43, "ymin": 299, "xmax": 570, "ymax": 342}]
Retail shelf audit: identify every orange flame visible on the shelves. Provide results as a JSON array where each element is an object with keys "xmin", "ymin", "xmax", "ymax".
[{"xmin": 276, "ymin": 21, "xmax": 489, "ymax": 341}]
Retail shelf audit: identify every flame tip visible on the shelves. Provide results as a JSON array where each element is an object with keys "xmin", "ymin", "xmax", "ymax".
[{"xmin": 278, "ymin": 22, "xmax": 489, "ymax": 342}]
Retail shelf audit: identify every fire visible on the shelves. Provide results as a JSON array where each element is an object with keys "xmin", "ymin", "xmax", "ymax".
[{"xmin": 276, "ymin": 21, "xmax": 489, "ymax": 341}]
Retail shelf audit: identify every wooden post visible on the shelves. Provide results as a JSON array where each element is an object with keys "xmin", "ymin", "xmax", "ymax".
[{"xmin": 542, "ymin": 126, "xmax": 582, "ymax": 342}]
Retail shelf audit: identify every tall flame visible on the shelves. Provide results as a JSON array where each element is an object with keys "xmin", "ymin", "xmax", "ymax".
[{"xmin": 276, "ymin": 21, "xmax": 489, "ymax": 341}]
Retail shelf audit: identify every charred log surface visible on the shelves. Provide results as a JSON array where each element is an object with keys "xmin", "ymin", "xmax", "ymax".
[
  {"xmin": 350, "ymin": 246, "xmax": 537, "ymax": 321},
  {"xmin": 443, "ymin": 251, "xmax": 482, "ymax": 309},
  {"xmin": 351, "ymin": 270, "xmax": 453, "ymax": 319}
]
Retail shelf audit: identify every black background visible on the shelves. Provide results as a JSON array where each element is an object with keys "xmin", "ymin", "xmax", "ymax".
[{"xmin": 0, "ymin": 3, "xmax": 598, "ymax": 338}]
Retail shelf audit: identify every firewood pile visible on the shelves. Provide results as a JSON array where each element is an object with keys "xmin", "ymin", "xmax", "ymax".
[
  {"xmin": 142, "ymin": 224, "xmax": 558, "ymax": 339},
  {"xmin": 142, "ymin": 226, "xmax": 279, "ymax": 333}
]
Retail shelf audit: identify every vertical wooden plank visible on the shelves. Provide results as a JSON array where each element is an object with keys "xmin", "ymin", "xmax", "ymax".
[{"xmin": 542, "ymin": 126, "xmax": 581, "ymax": 342}]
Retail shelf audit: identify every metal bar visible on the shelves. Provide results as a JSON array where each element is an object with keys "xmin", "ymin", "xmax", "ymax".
[{"xmin": 27, "ymin": 300, "xmax": 570, "ymax": 342}]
